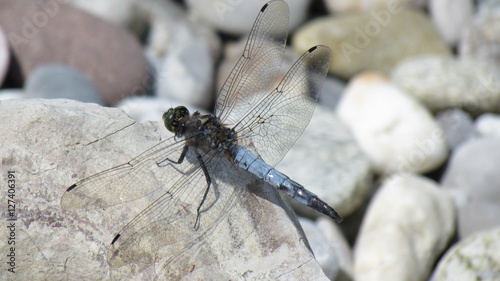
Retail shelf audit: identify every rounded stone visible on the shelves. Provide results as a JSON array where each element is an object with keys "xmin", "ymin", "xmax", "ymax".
[
  {"xmin": 292, "ymin": 8, "xmax": 450, "ymax": 79},
  {"xmin": 391, "ymin": 55, "xmax": 500, "ymax": 115},
  {"xmin": 185, "ymin": 0, "xmax": 310, "ymax": 35},
  {"xmin": 0, "ymin": 0, "xmax": 151, "ymax": 105},
  {"xmin": 429, "ymin": 0, "xmax": 474, "ymax": 45},
  {"xmin": 475, "ymin": 113, "xmax": 500, "ymax": 139},
  {"xmin": 432, "ymin": 227, "xmax": 500, "ymax": 281},
  {"xmin": 337, "ymin": 72, "xmax": 448, "ymax": 174},
  {"xmin": 25, "ymin": 63, "xmax": 103, "ymax": 104},
  {"xmin": 354, "ymin": 174, "xmax": 455, "ymax": 281},
  {"xmin": 0, "ymin": 26, "xmax": 9, "ymax": 86},
  {"xmin": 441, "ymin": 138, "xmax": 500, "ymax": 238}
]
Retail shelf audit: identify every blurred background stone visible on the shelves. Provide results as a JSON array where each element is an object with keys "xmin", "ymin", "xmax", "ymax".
[
  {"xmin": 142, "ymin": 0, "xmax": 220, "ymax": 110},
  {"xmin": 185, "ymin": 0, "xmax": 310, "ymax": 35},
  {"xmin": 459, "ymin": 0, "xmax": 500, "ymax": 66},
  {"xmin": 337, "ymin": 72, "xmax": 447, "ymax": 174},
  {"xmin": 441, "ymin": 138, "xmax": 500, "ymax": 238},
  {"xmin": 25, "ymin": 63, "xmax": 103, "ymax": 104},
  {"xmin": 2, "ymin": 0, "xmax": 499, "ymax": 279},
  {"xmin": 429, "ymin": 0, "xmax": 474, "ymax": 45},
  {"xmin": 436, "ymin": 109, "xmax": 475, "ymax": 149},
  {"xmin": 278, "ymin": 106, "xmax": 373, "ymax": 218},
  {"xmin": 475, "ymin": 113, "xmax": 500, "ymax": 139},
  {"xmin": 431, "ymin": 227, "xmax": 500, "ymax": 281},
  {"xmin": 0, "ymin": 0, "xmax": 151, "ymax": 105},
  {"xmin": 391, "ymin": 55, "xmax": 500, "ymax": 115},
  {"xmin": 354, "ymin": 174, "xmax": 455, "ymax": 281},
  {"xmin": 0, "ymin": 26, "xmax": 8, "ymax": 86},
  {"xmin": 292, "ymin": 8, "xmax": 450, "ymax": 79},
  {"xmin": 324, "ymin": 0, "xmax": 426, "ymax": 13}
]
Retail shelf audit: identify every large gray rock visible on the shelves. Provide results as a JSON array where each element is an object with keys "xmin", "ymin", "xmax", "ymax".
[{"xmin": 0, "ymin": 99, "xmax": 330, "ymax": 280}]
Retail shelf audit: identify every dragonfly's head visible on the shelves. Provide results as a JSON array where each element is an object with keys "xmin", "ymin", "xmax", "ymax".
[{"xmin": 163, "ymin": 106, "xmax": 190, "ymax": 133}]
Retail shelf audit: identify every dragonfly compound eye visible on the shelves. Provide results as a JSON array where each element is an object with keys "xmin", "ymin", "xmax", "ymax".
[{"xmin": 163, "ymin": 106, "xmax": 190, "ymax": 133}]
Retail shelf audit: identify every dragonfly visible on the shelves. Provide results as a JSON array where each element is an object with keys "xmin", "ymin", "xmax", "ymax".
[{"xmin": 61, "ymin": 0, "xmax": 342, "ymax": 272}]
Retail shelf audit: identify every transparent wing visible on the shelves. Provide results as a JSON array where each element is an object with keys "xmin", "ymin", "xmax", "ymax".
[
  {"xmin": 233, "ymin": 46, "xmax": 332, "ymax": 167},
  {"xmin": 61, "ymin": 135, "xmax": 189, "ymax": 210},
  {"xmin": 215, "ymin": 0, "xmax": 288, "ymax": 125},
  {"xmin": 106, "ymin": 147, "xmax": 251, "ymax": 267}
]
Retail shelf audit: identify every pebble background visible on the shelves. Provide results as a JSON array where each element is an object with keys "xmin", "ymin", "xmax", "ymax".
[{"xmin": 0, "ymin": 0, "xmax": 499, "ymax": 280}]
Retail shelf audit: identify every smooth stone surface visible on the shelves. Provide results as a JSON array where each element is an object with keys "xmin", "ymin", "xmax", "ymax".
[
  {"xmin": 354, "ymin": 174, "xmax": 456, "ymax": 281},
  {"xmin": 429, "ymin": 0, "xmax": 474, "ymax": 45},
  {"xmin": 391, "ymin": 55, "xmax": 500, "ymax": 115},
  {"xmin": 441, "ymin": 138, "xmax": 500, "ymax": 238},
  {"xmin": 277, "ymin": 106, "xmax": 373, "ymax": 218},
  {"xmin": 0, "ymin": 26, "xmax": 8, "ymax": 86},
  {"xmin": 337, "ymin": 72, "xmax": 448, "ymax": 174},
  {"xmin": 185, "ymin": 0, "xmax": 310, "ymax": 35},
  {"xmin": 0, "ymin": 0, "xmax": 151, "ymax": 105},
  {"xmin": 431, "ymin": 227, "xmax": 500, "ymax": 281},
  {"xmin": 475, "ymin": 113, "xmax": 500, "ymax": 139},
  {"xmin": 436, "ymin": 109, "xmax": 475, "ymax": 149},
  {"xmin": 144, "ymin": 0, "xmax": 219, "ymax": 109},
  {"xmin": 459, "ymin": 0, "xmax": 500, "ymax": 66},
  {"xmin": 0, "ymin": 99, "xmax": 330, "ymax": 280},
  {"xmin": 25, "ymin": 63, "xmax": 103, "ymax": 104},
  {"xmin": 292, "ymin": 8, "xmax": 450, "ymax": 79}
]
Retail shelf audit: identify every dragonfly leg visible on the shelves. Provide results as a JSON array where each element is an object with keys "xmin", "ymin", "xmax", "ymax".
[
  {"xmin": 194, "ymin": 152, "xmax": 211, "ymax": 230},
  {"xmin": 156, "ymin": 145, "xmax": 189, "ymax": 167}
]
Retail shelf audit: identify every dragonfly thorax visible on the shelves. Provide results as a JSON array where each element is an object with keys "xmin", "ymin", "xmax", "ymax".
[
  {"xmin": 195, "ymin": 114, "xmax": 237, "ymax": 153},
  {"xmin": 163, "ymin": 106, "xmax": 237, "ymax": 154}
]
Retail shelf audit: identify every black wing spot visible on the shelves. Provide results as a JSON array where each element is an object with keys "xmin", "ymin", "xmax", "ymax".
[
  {"xmin": 308, "ymin": 46, "xmax": 318, "ymax": 53},
  {"xmin": 66, "ymin": 184, "xmax": 77, "ymax": 192},
  {"xmin": 261, "ymin": 3, "xmax": 269, "ymax": 12},
  {"xmin": 111, "ymin": 234, "xmax": 121, "ymax": 245}
]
